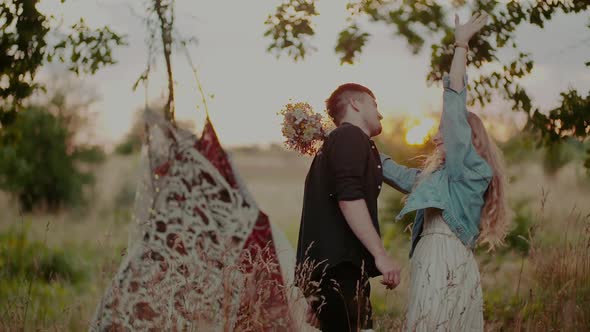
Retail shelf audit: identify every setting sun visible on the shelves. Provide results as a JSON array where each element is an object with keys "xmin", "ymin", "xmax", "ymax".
[{"xmin": 405, "ymin": 118, "xmax": 437, "ymax": 145}]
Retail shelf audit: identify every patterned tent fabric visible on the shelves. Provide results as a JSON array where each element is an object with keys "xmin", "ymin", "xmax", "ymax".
[{"xmin": 90, "ymin": 110, "xmax": 299, "ymax": 331}]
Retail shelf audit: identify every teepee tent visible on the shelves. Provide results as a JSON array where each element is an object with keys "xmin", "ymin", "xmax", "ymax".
[{"xmin": 91, "ymin": 109, "xmax": 311, "ymax": 331}]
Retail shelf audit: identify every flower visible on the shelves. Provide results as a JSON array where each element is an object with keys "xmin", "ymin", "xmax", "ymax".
[{"xmin": 278, "ymin": 102, "xmax": 330, "ymax": 156}]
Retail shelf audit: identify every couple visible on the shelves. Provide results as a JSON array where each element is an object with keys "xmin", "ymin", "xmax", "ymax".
[{"xmin": 295, "ymin": 13, "xmax": 508, "ymax": 332}]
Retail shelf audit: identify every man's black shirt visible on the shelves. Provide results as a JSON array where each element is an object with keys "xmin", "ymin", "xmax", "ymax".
[{"xmin": 296, "ymin": 122, "xmax": 384, "ymax": 280}]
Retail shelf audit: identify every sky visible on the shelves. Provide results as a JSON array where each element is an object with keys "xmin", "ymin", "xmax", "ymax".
[{"xmin": 36, "ymin": 0, "xmax": 590, "ymax": 148}]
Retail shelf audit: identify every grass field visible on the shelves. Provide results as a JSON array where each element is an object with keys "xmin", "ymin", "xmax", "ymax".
[{"xmin": 1, "ymin": 146, "xmax": 589, "ymax": 331}]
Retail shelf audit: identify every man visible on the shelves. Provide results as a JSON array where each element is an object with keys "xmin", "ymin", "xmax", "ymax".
[{"xmin": 296, "ymin": 82, "xmax": 401, "ymax": 331}]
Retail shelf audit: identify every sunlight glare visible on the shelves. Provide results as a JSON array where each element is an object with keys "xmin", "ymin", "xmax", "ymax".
[{"xmin": 405, "ymin": 118, "xmax": 437, "ymax": 145}]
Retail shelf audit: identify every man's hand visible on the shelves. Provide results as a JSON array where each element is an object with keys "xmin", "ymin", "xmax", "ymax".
[
  {"xmin": 374, "ymin": 253, "xmax": 401, "ymax": 290},
  {"xmin": 454, "ymin": 12, "xmax": 489, "ymax": 45}
]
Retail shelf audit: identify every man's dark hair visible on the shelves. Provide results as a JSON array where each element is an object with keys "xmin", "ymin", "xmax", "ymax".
[{"xmin": 325, "ymin": 83, "xmax": 375, "ymax": 125}]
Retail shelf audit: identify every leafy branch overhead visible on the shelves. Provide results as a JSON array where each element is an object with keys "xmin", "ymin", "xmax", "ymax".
[
  {"xmin": 0, "ymin": 1, "xmax": 127, "ymax": 126},
  {"xmin": 264, "ymin": 0, "xmax": 318, "ymax": 62},
  {"xmin": 264, "ymin": 0, "xmax": 590, "ymax": 172},
  {"xmin": 49, "ymin": 19, "xmax": 126, "ymax": 75}
]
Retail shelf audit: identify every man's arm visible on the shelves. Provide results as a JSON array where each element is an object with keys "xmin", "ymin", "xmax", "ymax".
[
  {"xmin": 338, "ymin": 199, "xmax": 400, "ymax": 288},
  {"xmin": 338, "ymin": 199, "xmax": 386, "ymax": 258}
]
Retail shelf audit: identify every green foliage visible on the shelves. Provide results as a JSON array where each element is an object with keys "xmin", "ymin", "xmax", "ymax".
[
  {"xmin": 264, "ymin": 0, "xmax": 318, "ymax": 61},
  {"xmin": 115, "ymin": 109, "xmax": 146, "ymax": 155},
  {"xmin": 50, "ymin": 18, "xmax": 126, "ymax": 76},
  {"xmin": 483, "ymin": 291, "xmax": 525, "ymax": 327},
  {"xmin": 0, "ymin": 223, "xmax": 93, "ymax": 331},
  {"xmin": 501, "ymin": 129, "xmax": 588, "ymax": 176},
  {"xmin": 265, "ymin": 0, "xmax": 590, "ymax": 171},
  {"xmin": 499, "ymin": 127, "xmax": 539, "ymax": 165},
  {"xmin": 530, "ymin": 89, "xmax": 590, "ymax": 175},
  {"xmin": 542, "ymin": 141, "xmax": 574, "ymax": 176},
  {"xmin": 346, "ymin": 0, "xmax": 448, "ymax": 58},
  {"xmin": 0, "ymin": 226, "xmax": 86, "ymax": 284},
  {"xmin": 115, "ymin": 112, "xmax": 145, "ymax": 156},
  {"xmin": 0, "ymin": 278, "xmax": 82, "ymax": 331},
  {"xmin": 504, "ymin": 198, "xmax": 534, "ymax": 255},
  {"xmin": 483, "ymin": 214, "xmax": 590, "ymax": 330},
  {"xmin": 115, "ymin": 135, "xmax": 143, "ymax": 155},
  {"xmin": 0, "ymin": 106, "xmax": 104, "ymax": 211},
  {"xmin": 0, "ymin": 0, "xmax": 127, "ymax": 126},
  {"xmin": 335, "ymin": 24, "xmax": 370, "ymax": 65},
  {"xmin": 0, "ymin": 1, "xmax": 49, "ymax": 125},
  {"xmin": 381, "ymin": 191, "xmax": 413, "ymax": 237}
]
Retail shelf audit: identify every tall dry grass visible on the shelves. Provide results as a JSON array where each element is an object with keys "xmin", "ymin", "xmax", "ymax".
[
  {"xmin": 485, "ymin": 192, "xmax": 590, "ymax": 331},
  {"xmin": 0, "ymin": 151, "xmax": 589, "ymax": 331}
]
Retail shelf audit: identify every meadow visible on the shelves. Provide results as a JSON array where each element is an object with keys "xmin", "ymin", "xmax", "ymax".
[{"xmin": 1, "ymin": 140, "xmax": 589, "ymax": 331}]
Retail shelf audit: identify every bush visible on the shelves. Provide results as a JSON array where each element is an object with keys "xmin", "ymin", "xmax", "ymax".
[
  {"xmin": 542, "ymin": 141, "xmax": 574, "ymax": 176},
  {"xmin": 114, "ymin": 135, "xmax": 142, "ymax": 155},
  {"xmin": 500, "ymin": 129, "xmax": 539, "ymax": 165},
  {"xmin": 381, "ymin": 191, "xmax": 414, "ymax": 243},
  {"xmin": 0, "ymin": 106, "xmax": 104, "ymax": 211},
  {"xmin": 504, "ymin": 198, "xmax": 535, "ymax": 255}
]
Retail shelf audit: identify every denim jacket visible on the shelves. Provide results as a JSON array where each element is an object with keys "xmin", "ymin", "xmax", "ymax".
[{"xmin": 381, "ymin": 74, "xmax": 493, "ymax": 258}]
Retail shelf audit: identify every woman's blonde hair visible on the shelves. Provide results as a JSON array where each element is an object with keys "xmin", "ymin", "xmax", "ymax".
[{"xmin": 418, "ymin": 112, "xmax": 510, "ymax": 251}]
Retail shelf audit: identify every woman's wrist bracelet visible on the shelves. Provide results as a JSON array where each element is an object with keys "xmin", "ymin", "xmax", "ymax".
[{"xmin": 453, "ymin": 41, "xmax": 469, "ymax": 51}]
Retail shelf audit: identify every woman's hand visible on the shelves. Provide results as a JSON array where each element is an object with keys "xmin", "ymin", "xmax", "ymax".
[
  {"xmin": 374, "ymin": 253, "xmax": 401, "ymax": 290},
  {"xmin": 454, "ymin": 12, "xmax": 489, "ymax": 45},
  {"xmin": 449, "ymin": 12, "xmax": 488, "ymax": 91}
]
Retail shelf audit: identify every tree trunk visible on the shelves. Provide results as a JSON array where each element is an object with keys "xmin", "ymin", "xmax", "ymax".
[{"xmin": 154, "ymin": 0, "xmax": 175, "ymax": 123}]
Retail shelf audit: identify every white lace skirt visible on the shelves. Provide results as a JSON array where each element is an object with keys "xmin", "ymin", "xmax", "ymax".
[{"xmin": 405, "ymin": 209, "xmax": 484, "ymax": 332}]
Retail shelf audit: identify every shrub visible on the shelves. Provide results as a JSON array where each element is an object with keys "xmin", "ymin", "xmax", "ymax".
[{"xmin": 0, "ymin": 106, "xmax": 104, "ymax": 211}]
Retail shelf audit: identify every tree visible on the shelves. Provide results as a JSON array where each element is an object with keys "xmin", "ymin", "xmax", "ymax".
[
  {"xmin": 0, "ymin": 0, "xmax": 127, "ymax": 127},
  {"xmin": 0, "ymin": 101, "xmax": 105, "ymax": 211},
  {"xmin": 264, "ymin": 0, "xmax": 590, "ymax": 172},
  {"xmin": 530, "ymin": 89, "xmax": 590, "ymax": 173},
  {"xmin": 1, "ymin": 73, "xmax": 107, "ymax": 211}
]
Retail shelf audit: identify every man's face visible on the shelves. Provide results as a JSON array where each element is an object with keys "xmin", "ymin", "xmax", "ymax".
[{"xmin": 358, "ymin": 93, "xmax": 383, "ymax": 137}]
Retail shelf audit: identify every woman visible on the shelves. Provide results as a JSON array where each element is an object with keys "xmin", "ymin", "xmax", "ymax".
[{"xmin": 381, "ymin": 12, "xmax": 510, "ymax": 331}]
